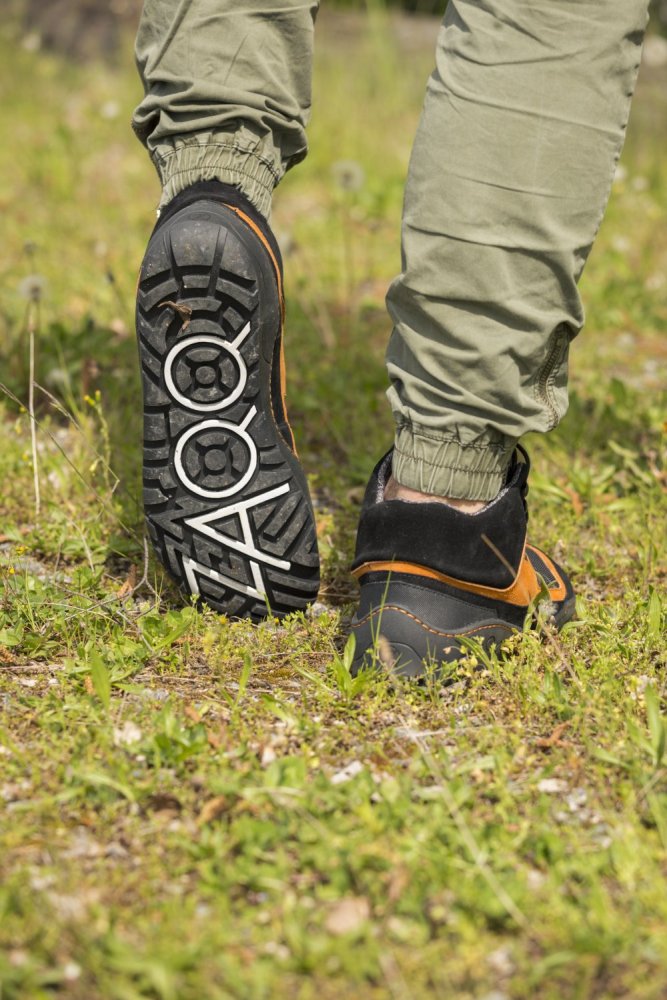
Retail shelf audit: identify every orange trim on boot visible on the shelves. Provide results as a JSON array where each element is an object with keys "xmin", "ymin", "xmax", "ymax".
[
  {"xmin": 223, "ymin": 204, "xmax": 284, "ymax": 314},
  {"xmin": 224, "ymin": 203, "xmax": 295, "ymax": 453},
  {"xmin": 353, "ymin": 542, "xmax": 566, "ymax": 608},
  {"xmin": 525, "ymin": 545, "xmax": 567, "ymax": 602}
]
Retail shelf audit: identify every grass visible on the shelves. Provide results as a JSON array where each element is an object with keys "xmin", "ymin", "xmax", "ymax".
[{"xmin": 1, "ymin": 9, "xmax": 666, "ymax": 1000}]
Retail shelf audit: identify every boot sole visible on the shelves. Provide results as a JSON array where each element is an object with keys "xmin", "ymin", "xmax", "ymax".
[{"xmin": 136, "ymin": 202, "xmax": 320, "ymax": 619}]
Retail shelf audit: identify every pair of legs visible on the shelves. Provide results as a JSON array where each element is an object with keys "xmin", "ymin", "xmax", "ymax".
[{"xmin": 132, "ymin": 1, "xmax": 648, "ymax": 672}]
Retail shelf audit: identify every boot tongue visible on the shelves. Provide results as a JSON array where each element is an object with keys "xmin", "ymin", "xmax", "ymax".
[
  {"xmin": 375, "ymin": 451, "xmax": 393, "ymax": 502},
  {"xmin": 505, "ymin": 446, "xmax": 530, "ymax": 516},
  {"xmin": 360, "ymin": 450, "xmax": 393, "ymax": 508}
]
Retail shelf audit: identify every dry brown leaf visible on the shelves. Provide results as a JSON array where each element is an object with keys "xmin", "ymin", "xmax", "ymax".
[
  {"xmin": 206, "ymin": 727, "xmax": 226, "ymax": 750},
  {"xmin": 158, "ymin": 300, "xmax": 193, "ymax": 330},
  {"xmin": 535, "ymin": 721, "xmax": 571, "ymax": 750},
  {"xmin": 116, "ymin": 565, "xmax": 137, "ymax": 599},
  {"xmin": 377, "ymin": 636, "xmax": 395, "ymax": 671},
  {"xmin": 324, "ymin": 896, "xmax": 370, "ymax": 936},
  {"xmin": 387, "ymin": 866, "xmax": 410, "ymax": 904},
  {"xmin": 563, "ymin": 488, "xmax": 584, "ymax": 517},
  {"xmin": 197, "ymin": 795, "xmax": 231, "ymax": 826}
]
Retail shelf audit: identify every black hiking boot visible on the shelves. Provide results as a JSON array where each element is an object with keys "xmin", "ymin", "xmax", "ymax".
[
  {"xmin": 136, "ymin": 181, "xmax": 320, "ymax": 619},
  {"xmin": 350, "ymin": 447, "xmax": 575, "ymax": 676}
]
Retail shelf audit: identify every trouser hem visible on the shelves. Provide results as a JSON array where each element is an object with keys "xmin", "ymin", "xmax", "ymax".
[
  {"xmin": 392, "ymin": 426, "xmax": 515, "ymax": 502},
  {"xmin": 150, "ymin": 129, "xmax": 279, "ymax": 219}
]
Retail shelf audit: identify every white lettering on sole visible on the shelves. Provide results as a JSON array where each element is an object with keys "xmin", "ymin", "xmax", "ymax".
[{"xmin": 166, "ymin": 321, "xmax": 291, "ymax": 602}]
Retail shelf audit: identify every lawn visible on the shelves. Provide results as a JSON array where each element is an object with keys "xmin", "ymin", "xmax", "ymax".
[{"xmin": 1, "ymin": 10, "xmax": 666, "ymax": 1000}]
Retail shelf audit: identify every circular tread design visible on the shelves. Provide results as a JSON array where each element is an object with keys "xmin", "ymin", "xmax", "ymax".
[
  {"xmin": 136, "ymin": 199, "xmax": 320, "ymax": 619},
  {"xmin": 164, "ymin": 334, "xmax": 246, "ymax": 412},
  {"xmin": 173, "ymin": 418, "xmax": 256, "ymax": 499}
]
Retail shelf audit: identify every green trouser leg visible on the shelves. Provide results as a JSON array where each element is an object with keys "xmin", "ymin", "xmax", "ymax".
[
  {"xmin": 133, "ymin": 1, "xmax": 648, "ymax": 501},
  {"xmin": 387, "ymin": 0, "xmax": 649, "ymax": 499},
  {"xmin": 132, "ymin": 1, "xmax": 319, "ymax": 219}
]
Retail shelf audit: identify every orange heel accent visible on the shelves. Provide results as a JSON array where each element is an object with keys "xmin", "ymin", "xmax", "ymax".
[
  {"xmin": 352, "ymin": 546, "xmax": 543, "ymax": 608},
  {"xmin": 224, "ymin": 204, "xmax": 295, "ymax": 454}
]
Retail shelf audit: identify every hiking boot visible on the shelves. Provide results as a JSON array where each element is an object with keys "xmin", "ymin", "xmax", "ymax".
[
  {"xmin": 350, "ymin": 447, "xmax": 575, "ymax": 676},
  {"xmin": 136, "ymin": 181, "xmax": 320, "ymax": 619}
]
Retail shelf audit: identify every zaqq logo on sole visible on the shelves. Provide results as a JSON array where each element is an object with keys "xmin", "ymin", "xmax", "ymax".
[{"xmin": 165, "ymin": 321, "xmax": 291, "ymax": 602}]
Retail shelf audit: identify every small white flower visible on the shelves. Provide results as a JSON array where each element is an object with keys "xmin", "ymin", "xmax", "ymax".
[
  {"xmin": 526, "ymin": 868, "xmax": 546, "ymax": 891},
  {"xmin": 616, "ymin": 332, "xmax": 636, "ymax": 349},
  {"xmin": 612, "ymin": 235, "xmax": 631, "ymax": 254},
  {"xmin": 331, "ymin": 159, "xmax": 365, "ymax": 193},
  {"xmin": 63, "ymin": 963, "xmax": 81, "ymax": 982},
  {"xmin": 100, "ymin": 100, "xmax": 120, "ymax": 120},
  {"xmin": 113, "ymin": 721, "xmax": 142, "ymax": 746},
  {"xmin": 22, "ymin": 32, "xmax": 41, "ymax": 53},
  {"xmin": 331, "ymin": 760, "xmax": 364, "ymax": 785},
  {"xmin": 486, "ymin": 946, "xmax": 515, "ymax": 976},
  {"xmin": 643, "ymin": 35, "xmax": 667, "ymax": 68},
  {"xmin": 566, "ymin": 788, "xmax": 588, "ymax": 812},
  {"xmin": 613, "ymin": 164, "xmax": 627, "ymax": 185},
  {"xmin": 18, "ymin": 274, "xmax": 46, "ymax": 302},
  {"xmin": 537, "ymin": 777, "xmax": 567, "ymax": 794}
]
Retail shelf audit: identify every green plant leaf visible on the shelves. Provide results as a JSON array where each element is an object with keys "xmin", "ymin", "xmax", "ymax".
[
  {"xmin": 647, "ymin": 587, "xmax": 663, "ymax": 641},
  {"xmin": 89, "ymin": 649, "xmax": 111, "ymax": 712},
  {"xmin": 645, "ymin": 683, "xmax": 666, "ymax": 769}
]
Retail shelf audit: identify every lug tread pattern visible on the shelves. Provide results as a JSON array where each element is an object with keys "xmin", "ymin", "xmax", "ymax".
[{"xmin": 137, "ymin": 206, "xmax": 319, "ymax": 620}]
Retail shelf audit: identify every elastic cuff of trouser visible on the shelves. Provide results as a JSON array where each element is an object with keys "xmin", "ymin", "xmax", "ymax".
[
  {"xmin": 392, "ymin": 426, "xmax": 515, "ymax": 502},
  {"xmin": 151, "ymin": 129, "xmax": 280, "ymax": 219}
]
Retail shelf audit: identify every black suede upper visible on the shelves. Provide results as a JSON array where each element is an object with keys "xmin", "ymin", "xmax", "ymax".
[{"xmin": 352, "ymin": 450, "xmax": 530, "ymax": 590}]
